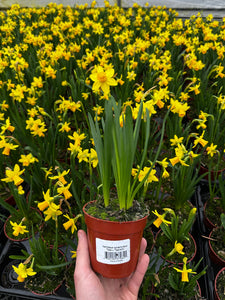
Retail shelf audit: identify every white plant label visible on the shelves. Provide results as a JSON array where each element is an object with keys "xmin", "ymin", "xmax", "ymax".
[{"xmin": 96, "ymin": 238, "xmax": 130, "ymax": 265}]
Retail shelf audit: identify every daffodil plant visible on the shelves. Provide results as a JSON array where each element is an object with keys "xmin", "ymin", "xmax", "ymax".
[
  {"xmin": 171, "ymin": 257, "xmax": 207, "ymax": 296},
  {"xmin": 168, "ymin": 138, "xmax": 207, "ymax": 210},
  {"xmin": 0, "ymin": 167, "xmax": 43, "ymax": 239},
  {"xmin": 0, "ymin": 164, "xmax": 29, "ymax": 216},
  {"xmin": 154, "ymin": 257, "xmax": 207, "ymax": 299},
  {"xmin": 88, "ymin": 96, "xmax": 167, "ymax": 210},
  {"xmin": 10, "ymin": 235, "xmax": 72, "ymax": 294},
  {"xmin": 153, "ymin": 207, "xmax": 197, "ymax": 259}
]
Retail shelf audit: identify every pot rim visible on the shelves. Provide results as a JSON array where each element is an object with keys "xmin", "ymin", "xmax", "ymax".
[
  {"xmin": 209, "ymin": 227, "xmax": 225, "ymax": 264},
  {"xmin": 83, "ymin": 200, "xmax": 149, "ymax": 225},
  {"xmin": 214, "ymin": 266, "xmax": 225, "ymax": 299}
]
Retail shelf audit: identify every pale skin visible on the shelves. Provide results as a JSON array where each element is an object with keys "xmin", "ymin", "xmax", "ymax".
[{"xmin": 74, "ymin": 230, "xmax": 150, "ymax": 300}]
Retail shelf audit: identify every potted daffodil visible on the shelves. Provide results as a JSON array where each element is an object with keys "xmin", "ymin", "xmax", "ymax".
[
  {"xmin": 153, "ymin": 257, "xmax": 207, "ymax": 299},
  {"xmin": 83, "ymin": 96, "xmax": 167, "ymax": 278},
  {"xmin": 153, "ymin": 207, "xmax": 197, "ymax": 264}
]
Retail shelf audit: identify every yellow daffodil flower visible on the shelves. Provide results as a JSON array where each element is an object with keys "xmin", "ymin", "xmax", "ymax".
[
  {"xmin": 57, "ymin": 181, "xmax": 72, "ymax": 200},
  {"xmin": 19, "ymin": 153, "xmax": 38, "ymax": 166},
  {"xmin": 77, "ymin": 149, "xmax": 89, "ymax": 163},
  {"xmin": 1, "ymin": 141, "xmax": 19, "ymax": 156},
  {"xmin": 12, "ymin": 263, "xmax": 36, "ymax": 282},
  {"xmin": 1, "ymin": 164, "xmax": 25, "ymax": 186},
  {"xmin": 63, "ymin": 214, "xmax": 81, "ymax": 234},
  {"xmin": 90, "ymin": 65, "xmax": 117, "ymax": 95},
  {"xmin": 1, "ymin": 117, "xmax": 15, "ymax": 134},
  {"xmin": 138, "ymin": 167, "xmax": 159, "ymax": 185},
  {"xmin": 59, "ymin": 122, "xmax": 71, "ymax": 133},
  {"xmin": 42, "ymin": 167, "xmax": 53, "ymax": 180},
  {"xmin": 89, "ymin": 148, "xmax": 98, "ymax": 168},
  {"xmin": 206, "ymin": 143, "xmax": 218, "ymax": 157},
  {"xmin": 68, "ymin": 131, "xmax": 86, "ymax": 146},
  {"xmin": 49, "ymin": 169, "xmax": 70, "ymax": 185},
  {"xmin": 10, "ymin": 221, "xmax": 29, "ymax": 237},
  {"xmin": 169, "ymin": 99, "xmax": 190, "ymax": 117},
  {"xmin": 193, "ymin": 131, "xmax": 208, "ymax": 148},
  {"xmin": 173, "ymin": 257, "xmax": 197, "ymax": 282},
  {"xmin": 43, "ymin": 203, "xmax": 62, "ymax": 221},
  {"xmin": 152, "ymin": 209, "xmax": 172, "ymax": 228},
  {"xmin": 37, "ymin": 189, "xmax": 54, "ymax": 211},
  {"xmin": 18, "ymin": 185, "xmax": 25, "ymax": 195},
  {"xmin": 170, "ymin": 135, "xmax": 184, "ymax": 146},
  {"xmin": 168, "ymin": 241, "xmax": 185, "ymax": 257},
  {"xmin": 174, "ymin": 241, "xmax": 185, "ymax": 254},
  {"xmin": 26, "ymin": 117, "xmax": 47, "ymax": 137},
  {"xmin": 170, "ymin": 143, "xmax": 189, "ymax": 166}
]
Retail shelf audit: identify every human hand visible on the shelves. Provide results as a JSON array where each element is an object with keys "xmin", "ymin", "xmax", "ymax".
[{"xmin": 74, "ymin": 229, "xmax": 149, "ymax": 300}]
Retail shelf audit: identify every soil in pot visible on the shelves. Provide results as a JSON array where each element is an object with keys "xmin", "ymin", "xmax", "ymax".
[
  {"xmin": 204, "ymin": 198, "xmax": 223, "ymax": 230},
  {"xmin": 209, "ymin": 226, "xmax": 225, "ymax": 266},
  {"xmin": 25, "ymin": 270, "xmax": 64, "ymax": 295},
  {"xmin": 84, "ymin": 197, "xmax": 149, "ymax": 222}
]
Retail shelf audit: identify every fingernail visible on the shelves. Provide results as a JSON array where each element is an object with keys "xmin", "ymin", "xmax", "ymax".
[{"xmin": 78, "ymin": 230, "xmax": 83, "ymax": 240}]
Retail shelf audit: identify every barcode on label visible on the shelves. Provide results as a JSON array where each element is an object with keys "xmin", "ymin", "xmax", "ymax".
[
  {"xmin": 96, "ymin": 238, "xmax": 130, "ymax": 265},
  {"xmin": 104, "ymin": 251, "xmax": 128, "ymax": 260}
]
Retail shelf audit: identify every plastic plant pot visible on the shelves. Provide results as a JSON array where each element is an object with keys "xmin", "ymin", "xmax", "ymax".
[{"xmin": 83, "ymin": 201, "xmax": 148, "ymax": 278}]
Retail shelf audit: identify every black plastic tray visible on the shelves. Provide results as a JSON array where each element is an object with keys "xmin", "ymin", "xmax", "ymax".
[
  {"xmin": 0, "ymin": 238, "xmax": 74, "ymax": 300},
  {"xmin": 191, "ymin": 181, "xmax": 225, "ymax": 300}
]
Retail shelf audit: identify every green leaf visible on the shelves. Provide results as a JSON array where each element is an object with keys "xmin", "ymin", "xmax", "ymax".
[
  {"xmin": 0, "ymin": 196, "xmax": 17, "ymax": 215},
  {"xmin": 88, "ymin": 99, "xmax": 113, "ymax": 207},
  {"xmin": 9, "ymin": 255, "xmax": 28, "ymax": 260},
  {"xmin": 221, "ymin": 213, "xmax": 225, "ymax": 229},
  {"xmin": 37, "ymin": 260, "xmax": 72, "ymax": 270},
  {"xmin": 168, "ymin": 272, "xmax": 179, "ymax": 291}
]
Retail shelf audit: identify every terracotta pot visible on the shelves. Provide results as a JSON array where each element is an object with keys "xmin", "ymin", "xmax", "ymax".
[
  {"xmin": 83, "ymin": 201, "xmax": 148, "ymax": 278},
  {"xmin": 214, "ymin": 267, "xmax": 225, "ymax": 300},
  {"xmin": 209, "ymin": 227, "xmax": 225, "ymax": 267},
  {"xmin": 154, "ymin": 230, "xmax": 197, "ymax": 265}
]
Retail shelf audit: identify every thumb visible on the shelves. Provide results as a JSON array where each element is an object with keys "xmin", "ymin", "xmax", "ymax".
[{"xmin": 74, "ymin": 230, "xmax": 91, "ymax": 279}]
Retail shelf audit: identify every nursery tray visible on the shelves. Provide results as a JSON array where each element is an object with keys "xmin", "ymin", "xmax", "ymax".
[
  {"xmin": 190, "ymin": 181, "xmax": 225, "ymax": 300},
  {"xmin": 0, "ymin": 183, "xmax": 223, "ymax": 300},
  {"xmin": 0, "ymin": 239, "xmax": 74, "ymax": 300},
  {"xmin": 190, "ymin": 183, "xmax": 215, "ymax": 300}
]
